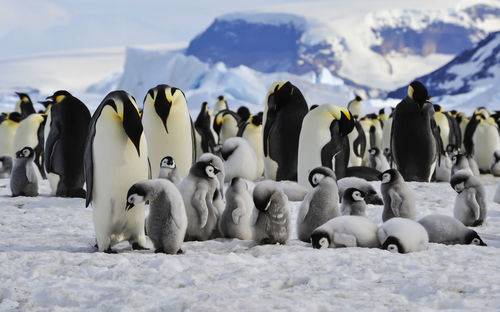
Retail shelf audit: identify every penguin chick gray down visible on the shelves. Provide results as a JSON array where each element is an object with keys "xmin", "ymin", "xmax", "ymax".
[
  {"xmin": 369, "ymin": 147, "xmax": 390, "ymax": 172},
  {"xmin": 451, "ymin": 153, "xmax": 472, "ymax": 176},
  {"xmin": 252, "ymin": 180, "xmax": 291, "ymax": 245},
  {"xmin": 340, "ymin": 188, "xmax": 367, "ymax": 216},
  {"xmin": 338, "ymin": 177, "xmax": 383, "ymax": 205},
  {"xmin": 490, "ymin": 150, "xmax": 500, "ymax": 176},
  {"xmin": 378, "ymin": 217, "xmax": 428, "ymax": 253},
  {"xmin": 311, "ymin": 216, "xmax": 379, "ymax": 249},
  {"xmin": 0, "ymin": 156, "xmax": 12, "ymax": 178},
  {"xmin": 221, "ymin": 137, "xmax": 259, "ymax": 182},
  {"xmin": 10, "ymin": 147, "xmax": 38, "ymax": 197},
  {"xmin": 380, "ymin": 169, "xmax": 415, "ymax": 222},
  {"xmin": 450, "ymin": 169, "xmax": 487, "ymax": 227},
  {"xmin": 158, "ymin": 156, "xmax": 182, "ymax": 185},
  {"xmin": 218, "ymin": 177, "xmax": 253, "ymax": 240},
  {"xmin": 126, "ymin": 179, "xmax": 187, "ymax": 254},
  {"xmin": 418, "ymin": 214, "xmax": 486, "ymax": 246}
]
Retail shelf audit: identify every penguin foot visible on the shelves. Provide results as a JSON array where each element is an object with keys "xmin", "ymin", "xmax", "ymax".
[
  {"xmin": 177, "ymin": 249, "xmax": 184, "ymax": 255},
  {"xmin": 472, "ymin": 220, "xmax": 484, "ymax": 227},
  {"xmin": 104, "ymin": 247, "xmax": 117, "ymax": 254},
  {"xmin": 154, "ymin": 248, "xmax": 164, "ymax": 254},
  {"xmin": 131, "ymin": 242, "xmax": 148, "ymax": 250},
  {"xmin": 259, "ymin": 238, "xmax": 274, "ymax": 245}
]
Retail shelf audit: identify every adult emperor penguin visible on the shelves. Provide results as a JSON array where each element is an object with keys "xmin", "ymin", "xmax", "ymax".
[
  {"xmin": 194, "ymin": 102, "xmax": 217, "ymax": 156},
  {"xmin": 238, "ymin": 114, "xmax": 264, "ymax": 176},
  {"xmin": 311, "ymin": 216, "xmax": 379, "ymax": 249},
  {"xmin": 213, "ymin": 109, "xmax": 240, "ymax": 145},
  {"xmin": 14, "ymin": 92, "xmax": 36, "ymax": 119},
  {"xmin": 126, "ymin": 179, "xmax": 187, "ymax": 254},
  {"xmin": 347, "ymin": 119, "xmax": 366, "ymax": 167},
  {"xmin": 340, "ymin": 188, "xmax": 367, "ymax": 216},
  {"xmin": 213, "ymin": 95, "xmax": 228, "ymax": 116},
  {"xmin": 378, "ymin": 217, "xmax": 429, "ymax": 253},
  {"xmin": 142, "ymin": 85, "xmax": 195, "ymax": 179},
  {"xmin": 0, "ymin": 156, "xmax": 12, "ymax": 178},
  {"xmin": 347, "ymin": 95, "xmax": 362, "ymax": 120},
  {"xmin": 220, "ymin": 137, "xmax": 259, "ymax": 182},
  {"xmin": 0, "ymin": 112, "xmax": 21, "ymax": 157},
  {"xmin": 12, "ymin": 113, "xmax": 46, "ymax": 179},
  {"xmin": 380, "ymin": 169, "xmax": 415, "ymax": 221},
  {"xmin": 450, "ymin": 170, "xmax": 487, "ymax": 227},
  {"xmin": 10, "ymin": 147, "xmax": 38, "ymax": 197},
  {"xmin": 84, "ymin": 90, "xmax": 149, "ymax": 253},
  {"xmin": 218, "ymin": 177, "xmax": 253, "ymax": 240},
  {"xmin": 391, "ymin": 81, "xmax": 441, "ymax": 182},
  {"xmin": 263, "ymin": 80, "xmax": 308, "ymax": 181},
  {"xmin": 297, "ymin": 167, "xmax": 340, "ymax": 242},
  {"xmin": 44, "ymin": 90, "xmax": 91, "ymax": 197},
  {"xmin": 464, "ymin": 113, "xmax": 500, "ymax": 172},
  {"xmin": 490, "ymin": 150, "xmax": 500, "ymax": 176},
  {"xmin": 158, "ymin": 156, "xmax": 182, "ymax": 185},
  {"xmin": 433, "ymin": 105, "xmax": 451, "ymax": 151},
  {"xmin": 418, "ymin": 214, "xmax": 486, "ymax": 246}
]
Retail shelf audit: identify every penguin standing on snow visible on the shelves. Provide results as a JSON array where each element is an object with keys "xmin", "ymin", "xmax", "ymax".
[
  {"xmin": 340, "ymin": 188, "xmax": 367, "ymax": 216},
  {"xmin": 378, "ymin": 217, "xmax": 428, "ymax": 253},
  {"xmin": 463, "ymin": 110, "xmax": 500, "ymax": 172},
  {"xmin": 368, "ymin": 147, "xmax": 390, "ymax": 172},
  {"xmin": 84, "ymin": 91, "xmax": 149, "ymax": 253},
  {"xmin": 338, "ymin": 177, "xmax": 383, "ymax": 205},
  {"xmin": 213, "ymin": 109, "xmax": 240, "ymax": 145},
  {"xmin": 311, "ymin": 216, "xmax": 379, "ymax": 249},
  {"xmin": 158, "ymin": 156, "xmax": 182, "ymax": 185},
  {"xmin": 220, "ymin": 137, "xmax": 259, "ymax": 182},
  {"xmin": 218, "ymin": 177, "xmax": 253, "ymax": 240},
  {"xmin": 10, "ymin": 146, "xmax": 38, "ymax": 197},
  {"xmin": 418, "ymin": 214, "xmax": 486, "ymax": 246},
  {"xmin": 194, "ymin": 102, "xmax": 217, "ymax": 156},
  {"xmin": 142, "ymin": 85, "xmax": 195, "ymax": 179},
  {"xmin": 238, "ymin": 114, "xmax": 264, "ymax": 176},
  {"xmin": 0, "ymin": 156, "xmax": 12, "ymax": 178},
  {"xmin": 14, "ymin": 92, "xmax": 36, "ymax": 119},
  {"xmin": 44, "ymin": 90, "xmax": 91, "ymax": 197},
  {"xmin": 0, "ymin": 112, "xmax": 21, "ymax": 157},
  {"xmin": 450, "ymin": 169, "xmax": 487, "ymax": 227},
  {"xmin": 263, "ymin": 80, "xmax": 308, "ymax": 181},
  {"xmin": 12, "ymin": 113, "xmax": 46, "ymax": 179},
  {"xmin": 380, "ymin": 169, "xmax": 415, "ymax": 221}
]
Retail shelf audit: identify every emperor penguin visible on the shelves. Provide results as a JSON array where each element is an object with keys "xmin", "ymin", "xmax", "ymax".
[
  {"xmin": 338, "ymin": 177, "xmax": 383, "ymax": 205},
  {"xmin": 378, "ymin": 217, "xmax": 429, "ymax": 253},
  {"xmin": 44, "ymin": 90, "xmax": 91, "ymax": 197},
  {"xmin": 391, "ymin": 81, "xmax": 441, "ymax": 182},
  {"xmin": 198, "ymin": 153, "xmax": 225, "ymax": 230},
  {"xmin": 381, "ymin": 109, "xmax": 393, "ymax": 154},
  {"xmin": 220, "ymin": 137, "xmax": 259, "ymax": 182},
  {"xmin": 311, "ymin": 216, "xmax": 379, "ymax": 249},
  {"xmin": 126, "ymin": 179, "xmax": 187, "ymax": 254},
  {"xmin": 158, "ymin": 156, "xmax": 182, "ymax": 185},
  {"xmin": 297, "ymin": 167, "xmax": 340, "ymax": 242},
  {"xmin": 368, "ymin": 147, "xmax": 390, "ymax": 172},
  {"xmin": 263, "ymin": 81, "xmax": 308, "ymax": 181},
  {"xmin": 0, "ymin": 156, "xmax": 12, "ymax": 178},
  {"xmin": 380, "ymin": 169, "xmax": 415, "ymax": 221},
  {"xmin": 213, "ymin": 109, "xmax": 240, "ymax": 145},
  {"xmin": 194, "ymin": 102, "xmax": 217, "ymax": 156},
  {"xmin": 213, "ymin": 95, "xmax": 228, "ymax": 116},
  {"xmin": 433, "ymin": 105, "xmax": 451, "ymax": 150},
  {"xmin": 347, "ymin": 95, "xmax": 362, "ymax": 120},
  {"xmin": 490, "ymin": 150, "xmax": 500, "ymax": 176},
  {"xmin": 236, "ymin": 106, "xmax": 251, "ymax": 126},
  {"xmin": 84, "ymin": 90, "xmax": 149, "ymax": 253},
  {"xmin": 464, "ymin": 111, "xmax": 500, "ymax": 172},
  {"xmin": 238, "ymin": 114, "xmax": 264, "ymax": 176},
  {"xmin": 12, "ymin": 113, "xmax": 46, "ymax": 179},
  {"xmin": 14, "ymin": 92, "xmax": 36, "ymax": 119},
  {"xmin": 297, "ymin": 104, "xmax": 354, "ymax": 188},
  {"xmin": 142, "ymin": 85, "xmax": 195, "ymax": 179},
  {"xmin": 340, "ymin": 188, "xmax": 367, "ymax": 216},
  {"xmin": 10, "ymin": 147, "xmax": 38, "ymax": 196},
  {"xmin": 218, "ymin": 177, "xmax": 253, "ymax": 240},
  {"xmin": 0, "ymin": 112, "xmax": 21, "ymax": 157},
  {"xmin": 450, "ymin": 170, "xmax": 487, "ymax": 227},
  {"xmin": 451, "ymin": 153, "xmax": 472, "ymax": 176},
  {"xmin": 418, "ymin": 214, "xmax": 486, "ymax": 246},
  {"xmin": 347, "ymin": 119, "xmax": 366, "ymax": 167},
  {"xmin": 455, "ymin": 112, "xmax": 469, "ymax": 152},
  {"xmin": 178, "ymin": 158, "xmax": 220, "ymax": 241},
  {"xmin": 359, "ymin": 114, "xmax": 383, "ymax": 164},
  {"xmin": 252, "ymin": 180, "xmax": 291, "ymax": 245}
]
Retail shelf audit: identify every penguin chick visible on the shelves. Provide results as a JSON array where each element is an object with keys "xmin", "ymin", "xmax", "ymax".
[
  {"xmin": 380, "ymin": 169, "xmax": 415, "ymax": 222},
  {"xmin": 221, "ymin": 137, "xmax": 259, "ymax": 182},
  {"xmin": 340, "ymin": 188, "xmax": 367, "ymax": 216},
  {"xmin": 490, "ymin": 150, "xmax": 500, "ymax": 176},
  {"xmin": 126, "ymin": 179, "xmax": 187, "ymax": 254},
  {"xmin": 368, "ymin": 147, "xmax": 390, "ymax": 172},
  {"xmin": 0, "ymin": 156, "xmax": 13, "ymax": 178},
  {"xmin": 450, "ymin": 170, "xmax": 487, "ymax": 227},
  {"xmin": 311, "ymin": 216, "xmax": 379, "ymax": 249},
  {"xmin": 338, "ymin": 177, "xmax": 383, "ymax": 205},
  {"xmin": 297, "ymin": 167, "xmax": 340, "ymax": 243},
  {"xmin": 252, "ymin": 180, "xmax": 291, "ymax": 245},
  {"xmin": 378, "ymin": 217, "xmax": 429, "ymax": 253},
  {"xmin": 218, "ymin": 177, "xmax": 253, "ymax": 240},
  {"xmin": 158, "ymin": 156, "xmax": 182, "ymax": 185},
  {"xmin": 451, "ymin": 153, "xmax": 472, "ymax": 176},
  {"xmin": 10, "ymin": 147, "xmax": 38, "ymax": 197},
  {"xmin": 276, "ymin": 180, "xmax": 308, "ymax": 201},
  {"xmin": 435, "ymin": 152, "xmax": 452, "ymax": 182},
  {"xmin": 418, "ymin": 214, "xmax": 486, "ymax": 246}
]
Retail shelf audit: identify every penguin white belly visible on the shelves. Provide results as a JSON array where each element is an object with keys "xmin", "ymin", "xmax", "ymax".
[
  {"xmin": 242, "ymin": 127, "xmax": 264, "ymax": 176},
  {"xmin": 382, "ymin": 118, "xmax": 392, "ymax": 152},
  {"xmin": 374, "ymin": 123, "xmax": 383, "ymax": 150},
  {"xmin": 219, "ymin": 119, "xmax": 239, "ymax": 144},
  {"xmin": 435, "ymin": 113, "xmax": 450, "ymax": 149},
  {"xmin": 454, "ymin": 191, "xmax": 477, "ymax": 226},
  {"xmin": 264, "ymin": 157, "xmax": 278, "ymax": 180},
  {"xmin": 0, "ymin": 122, "xmax": 19, "ymax": 156},
  {"xmin": 347, "ymin": 128, "xmax": 362, "ymax": 167},
  {"xmin": 194, "ymin": 130, "xmax": 203, "ymax": 161},
  {"xmin": 44, "ymin": 110, "xmax": 58, "ymax": 194},
  {"xmin": 12, "ymin": 120, "xmax": 39, "ymax": 156},
  {"xmin": 474, "ymin": 124, "xmax": 500, "ymax": 171}
]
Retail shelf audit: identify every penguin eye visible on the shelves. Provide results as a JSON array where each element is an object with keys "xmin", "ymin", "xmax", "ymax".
[
  {"xmin": 205, "ymin": 165, "xmax": 215, "ymax": 178},
  {"xmin": 452, "ymin": 156, "xmax": 457, "ymax": 164},
  {"xmin": 370, "ymin": 149, "xmax": 376, "ymax": 155},
  {"xmin": 312, "ymin": 173, "xmax": 325, "ymax": 186},
  {"xmin": 471, "ymin": 238, "xmax": 480, "ymax": 245},
  {"xmin": 22, "ymin": 149, "xmax": 30, "ymax": 157}
]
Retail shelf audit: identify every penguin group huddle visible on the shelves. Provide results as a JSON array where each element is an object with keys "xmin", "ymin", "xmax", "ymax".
[{"xmin": 0, "ymin": 79, "xmax": 496, "ymax": 254}]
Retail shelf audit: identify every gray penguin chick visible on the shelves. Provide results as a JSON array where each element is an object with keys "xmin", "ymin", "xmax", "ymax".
[
  {"xmin": 158, "ymin": 156, "xmax": 182, "ymax": 185},
  {"xmin": 338, "ymin": 177, "xmax": 383, "ymax": 205},
  {"xmin": 418, "ymin": 214, "xmax": 486, "ymax": 246},
  {"xmin": 450, "ymin": 169, "xmax": 487, "ymax": 227},
  {"xmin": 10, "ymin": 147, "xmax": 38, "ymax": 197},
  {"xmin": 0, "ymin": 156, "xmax": 13, "ymax": 178},
  {"xmin": 380, "ymin": 169, "xmax": 415, "ymax": 221},
  {"xmin": 126, "ymin": 179, "xmax": 187, "ymax": 254},
  {"xmin": 450, "ymin": 153, "xmax": 472, "ymax": 176},
  {"xmin": 340, "ymin": 188, "xmax": 367, "ymax": 216},
  {"xmin": 218, "ymin": 177, "xmax": 253, "ymax": 240},
  {"xmin": 369, "ymin": 147, "xmax": 390, "ymax": 172},
  {"xmin": 252, "ymin": 180, "xmax": 291, "ymax": 245},
  {"xmin": 297, "ymin": 167, "xmax": 339, "ymax": 243}
]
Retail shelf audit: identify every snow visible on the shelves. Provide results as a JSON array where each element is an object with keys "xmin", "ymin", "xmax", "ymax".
[{"xmin": 1, "ymin": 175, "xmax": 500, "ymax": 310}]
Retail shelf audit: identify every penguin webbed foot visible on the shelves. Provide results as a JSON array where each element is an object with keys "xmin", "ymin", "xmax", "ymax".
[
  {"xmin": 131, "ymin": 242, "xmax": 149, "ymax": 250},
  {"xmin": 104, "ymin": 247, "xmax": 117, "ymax": 254},
  {"xmin": 154, "ymin": 248, "xmax": 165, "ymax": 254},
  {"xmin": 177, "ymin": 249, "xmax": 184, "ymax": 255}
]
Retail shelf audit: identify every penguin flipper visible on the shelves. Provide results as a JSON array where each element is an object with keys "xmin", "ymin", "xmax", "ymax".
[
  {"xmin": 353, "ymin": 121, "xmax": 366, "ymax": 158},
  {"xmin": 44, "ymin": 120, "xmax": 61, "ymax": 174},
  {"xmin": 345, "ymin": 166, "xmax": 381, "ymax": 181},
  {"xmin": 389, "ymin": 188, "xmax": 402, "ymax": 217},
  {"xmin": 231, "ymin": 198, "xmax": 247, "ymax": 225},
  {"xmin": 192, "ymin": 188, "xmax": 209, "ymax": 228},
  {"xmin": 466, "ymin": 188, "xmax": 481, "ymax": 221},
  {"xmin": 26, "ymin": 163, "xmax": 37, "ymax": 183}
]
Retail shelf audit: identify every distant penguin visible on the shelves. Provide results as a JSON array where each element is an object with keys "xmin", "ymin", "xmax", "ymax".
[
  {"xmin": 179, "ymin": 159, "xmax": 220, "ymax": 241},
  {"xmin": 340, "ymin": 188, "xmax": 367, "ymax": 216},
  {"xmin": 142, "ymin": 85, "xmax": 195, "ymax": 179},
  {"xmin": 378, "ymin": 217, "xmax": 428, "ymax": 253},
  {"xmin": 368, "ymin": 147, "xmax": 390, "ymax": 172},
  {"xmin": 391, "ymin": 81, "xmax": 441, "ymax": 182},
  {"xmin": 0, "ymin": 156, "xmax": 12, "ymax": 178},
  {"xmin": 347, "ymin": 95, "xmax": 362, "ymax": 120},
  {"xmin": 297, "ymin": 167, "xmax": 340, "ymax": 243},
  {"xmin": 451, "ymin": 153, "xmax": 472, "ymax": 176},
  {"xmin": 14, "ymin": 92, "xmax": 36, "ymax": 119},
  {"xmin": 218, "ymin": 177, "xmax": 253, "ymax": 240},
  {"xmin": 213, "ymin": 109, "xmax": 240, "ymax": 145},
  {"xmin": 10, "ymin": 147, "xmax": 38, "ymax": 197},
  {"xmin": 158, "ymin": 156, "xmax": 182, "ymax": 185},
  {"xmin": 378, "ymin": 108, "xmax": 389, "ymax": 124},
  {"xmin": 433, "ymin": 105, "xmax": 451, "ymax": 150},
  {"xmin": 213, "ymin": 95, "xmax": 228, "ymax": 116},
  {"xmin": 12, "ymin": 113, "xmax": 46, "ymax": 179},
  {"xmin": 311, "ymin": 216, "xmax": 379, "ymax": 249},
  {"xmin": 464, "ymin": 111, "xmax": 500, "ymax": 172},
  {"xmin": 359, "ymin": 114, "xmax": 383, "ymax": 165},
  {"xmin": 84, "ymin": 91, "xmax": 149, "ymax": 253},
  {"xmin": 236, "ymin": 106, "xmax": 251, "ymax": 126},
  {"xmin": 338, "ymin": 177, "xmax": 383, "ymax": 205},
  {"xmin": 238, "ymin": 114, "xmax": 264, "ymax": 176},
  {"xmin": 126, "ymin": 179, "xmax": 187, "ymax": 254},
  {"xmin": 252, "ymin": 180, "xmax": 291, "ymax": 245},
  {"xmin": 418, "ymin": 214, "xmax": 486, "ymax": 246},
  {"xmin": 434, "ymin": 151, "xmax": 452, "ymax": 182},
  {"xmin": 380, "ymin": 169, "xmax": 415, "ymax": 221},
  {"xmin": 297, "ymin": 104, "xmax": 354, "ymax": 188},
  {"xmin": 490, "ymin": 150, "xmax": 500, "ymax": 176},
  {"xmin": 44, "ymin": 90, "xmax": 91, "ymax": 197},
  {"xmin": 194, "ymin": 102, "xmax": 217, "ymax": 156},
  {"xmin": 220, "ymin": 137, "xmax": 259, "ymax": 182},
  {"xmin": 381, "ymin": 111, "xmax": 393, "ymax": 155},
  {"xmin": 263, "ymin": 81, "xmax": 308, "ymax": 181},
  {"xmin": 450, "ymin": 170, "xmax": 487, "ymax": 227},
  {"xmin": 0, "ymin": 112, "xmax": 21, "ymax": 157}
]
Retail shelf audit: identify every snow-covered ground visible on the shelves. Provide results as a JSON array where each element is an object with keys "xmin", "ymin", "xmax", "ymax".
[{"xmin": 1, "ymin": 176, "xmax": 500, "ymax": 311}]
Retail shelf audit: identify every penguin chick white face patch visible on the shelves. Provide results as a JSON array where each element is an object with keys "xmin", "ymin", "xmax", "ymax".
[
  {"xmin": 352, "ymin": 191, "xmax": 364, "ymax": 201},
  {"xmin": 451, "ymin": 155, "xmax": 457, "ymax": 164},
  {"xmin": 319, "ymin": 237, "xmax": 329, "ymax": 249},
  {"xmin": 205, "ymin": 165, "xmax": 216, "ymax": 178},
  {"xmin": 387, "ymin": 244, "xmax": 399, "ymax": 253},
  {"xmin": 471, "ymin": 238, "xmax": 481, "ymax": 245},
  {"xmin": 454, "ymin": 182, "xmax": 465, "ymax": 193},
  {"xmin": 382, "ymin": 173, "xmax": 391, "ymax": 184},
  {"xmin": 161, "ymin": 157, "xmax": 175, "ymax": 169},
  {"xmin": 312, "ymin": 173, "xmax": 325, "ymax": 186},
  {"xmin": 21, "ymin": 148, "xmax": 31, "ymax": 158},
  {"xmin": 127, "ymin": 194, "xmax": 144, "ymax": 205}
]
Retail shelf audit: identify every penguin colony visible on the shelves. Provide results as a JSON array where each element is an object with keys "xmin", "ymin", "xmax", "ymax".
[{"xmin": 3, "ymin": 79, "xmax": 499, "ymax": 254}]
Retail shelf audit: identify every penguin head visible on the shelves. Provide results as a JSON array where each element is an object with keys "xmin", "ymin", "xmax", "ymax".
[
  {"xmin": 218, "ymin": 95, "xmax": 225, "ymax": 102},
  {"xmin": 450, "ymin": 170, "xmax": 472, "ymax": 193},
  {"xmin": 146, "ymin": 85, "xmax": 185, "ymax": 134},
  {"xmin": 192, "ymin": 160, "xmax": 220, "ymax": 179},
  {"xmin": 433, "ymin": 104, "xmax": 443, "ymax": 112},
  {"xmin": 407, "ymin": 81, "xmax": 429, "ymax": 107},
  {"xmin": 466, "ymin": 231, "xmax": 487, "ymax": 246},
  {"xmin": 125, "ymin": 183, "xmax": 147, "ymax": 211},
  {"xmin": 15, "ymin": 146, "xmax": 34, "ymax": 159},
  {"xmin": 230, "ymin": 177, "xmax": 247, "ymax": 191},
  {"xmin": 308, "ymin": 166, "xmax": 336, "ymax": 188},
  {"xmin": 369, "ymin": 147, "xmax": 380, "ymax": 156},
  {"xmin": 380, "ymin": 169, "xmax": 401, "ymax": 184},
  {"xmin": 38, "ymin": 100, "xmax": 54, "ymax": 110},
  {"xmin": 250, "ymin": 114, "xmax": 262, "ymax": 127},
  {"xmin": 8, "ymin": 112, "xmax": 22, "ymax": 123},
  {"xmin": 160, "ymin": 156, "xmax": 176, "ymax": 169},
  {"xmin": 15, "ymin": 92, "xmax": 32, "ymax": 108},
  {"xmin": 237, "ymin": 106, "xmax": 250, "ymax": 123},
  {"xmin": 253, "ymin": 180, "xmax": 280, "ymax": 212},
  {"xmin": 382, "ymin": 236, "xmax": 404, "ymax": 253},
  {"xmin": 311, "ymin": 230, "xmax": 330, "ymax": 249},
  {"xmin": 213, "ymin": 110, "xmax": 240, "ymax": 135},
  {"xmin": 451, "ymin": 153, "xmax": 464, "ymax": 165},
  {"xmin": 344, "ymin": 188, "xmax": 365, "ymax": 202},
  {"xmin": 47, "ymin": 90, "xmax": 72, "ymax": 104},
  {"xmin": 201, "ymin": 101, "xmax": 210, "ymax": 113}
]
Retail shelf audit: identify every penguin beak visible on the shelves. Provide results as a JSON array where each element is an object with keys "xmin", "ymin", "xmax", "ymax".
[
  {"xmin": 126, "ymin": 202, "xmax": 135, "ymax": 211},
  {"xmin": 46, "ymin": 95, "xmax": 54, "ymax": 101}
]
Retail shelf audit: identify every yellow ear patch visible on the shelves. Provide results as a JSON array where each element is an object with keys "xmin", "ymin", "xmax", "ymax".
[
  {"xmin": 408, "ymin": 86, "xmax": 414, "ymax": 99},
  {"xmin": 55, "ymin": 95, "xmax": 66, "ymax": 103},
  {"xmin": 22, "ymin": 97, "xmax": 28, "ymax": 102}
]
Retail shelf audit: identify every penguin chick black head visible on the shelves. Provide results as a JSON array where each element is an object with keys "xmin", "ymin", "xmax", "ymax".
[
  {"xmin": 253, "ymin": 180, "xmax": 281, "ymax": 212},
  {"xmin": 407, "ymin": 81, "xmax": 429, "ymax": 106},
  {"xmin": 465, "ymin": 230, "xmax": 487, "ymax": 246},
  {"xmin": 450, "ymin": 170, "xmax": 473, "ymax": 193},
  {"xmin": 125, "ymin": 183, "xmax": 147, "ymax": 211},
  {"xmin": 160, "ymin": 156, "xmax": 176, "ymax": 169},
  {"xmin": 311, "ymin": 230, "xmax": 330, "ymax": 249},
  {"xmin": 15, "ymin": 146, "xmax": 34, "ymax": 159},
  {"xmin": 343, "ymin": 188, "xmax": 365, "ymax": 202},
  {"xmin": 308, "ymin": 166, "xmax": 336, "ymax": 188},
  {"xmin": 382, "ymin": 236, "xmax": 404, "ymax": 253},
  {"xmin": 191, "ymin": 160, "xmax": 220, "ymax": 179},
  {"xmin": 237, "ymin": 106, "xmax": 250, "ymax": 123},
  {"xmin": 369, "ymin": 147, "xmax": 380, "ymax": 156},
  {"xmin": 218, "ymin": 95, "xmax": 224, "ymax": 101},
  {"xmin": 380, "ymin": 169, "xmax": 403, "ymax": 184}
]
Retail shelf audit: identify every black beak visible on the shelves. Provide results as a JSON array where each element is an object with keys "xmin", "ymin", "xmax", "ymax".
[
  {"xmin": 46, "ymin": 95, "xmax": 54, "ymax": 101},
  {"xmin": 126, "ymin": 202, "xmax": 134, "ymax": 211}
]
